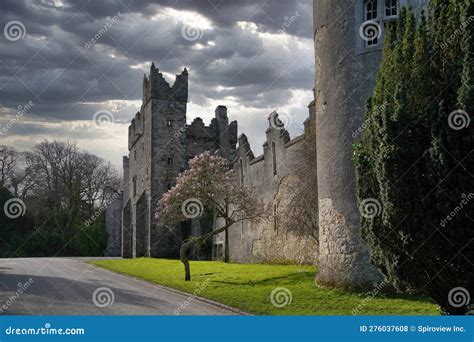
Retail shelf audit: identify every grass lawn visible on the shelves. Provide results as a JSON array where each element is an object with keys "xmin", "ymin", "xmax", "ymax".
[{"xmin": 90, "ymin": 258, "xmax": 438, "ymax": 315}]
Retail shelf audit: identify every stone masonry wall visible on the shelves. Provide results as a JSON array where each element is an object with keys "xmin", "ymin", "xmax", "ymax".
[
  {"xmin": 105, "ymin": 193, "xmax": 123, "ymax": 256},
  {"xmin": 225, "ymin": 102, "xmax": 318, "ymax": 265}
]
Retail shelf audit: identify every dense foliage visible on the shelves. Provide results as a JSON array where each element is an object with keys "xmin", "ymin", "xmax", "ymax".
[
  {"xmin": 354, "ymin": 1, "xmax": 473, "ymax": 314},
  {"xmin": 0, "ymin": 141, "xmax": 119, "ymax": 257}
]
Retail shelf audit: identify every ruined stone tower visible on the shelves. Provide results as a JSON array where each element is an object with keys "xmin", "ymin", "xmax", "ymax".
[
  {"xmin": 122, "ymin": 63, "xmax": 188, "ymax": 259},
  {"xmin": 122, "ymin": 64, "xmax": 237, "ymax": 259},
  {"xmin": 313, "ymin": 0, "xmax": 427, "ymax": 289}
]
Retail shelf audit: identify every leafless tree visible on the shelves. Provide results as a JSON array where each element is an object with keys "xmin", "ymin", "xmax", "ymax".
[
  {"xmin": 23, "ymin": 140, "xmax": 121, "ymax": 235},
  {"xmin": 0, "ymin": 146, "xmax": 35, "ymax": 200},
  {"xmin": 278, "ymin": 126, "xmax": 319, "ymax": 243},
  {"xmin": 80, "ymin": 152, "xmax": 121, "ymax": 215},
  {"xmin": 0, "ymin": 145, "xmax": 18, "ymax": 190}
]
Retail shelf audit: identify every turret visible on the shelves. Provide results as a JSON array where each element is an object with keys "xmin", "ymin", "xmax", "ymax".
[{"xmin": 313, "ymin": 0, "xmax": 384, "ymax": 290}]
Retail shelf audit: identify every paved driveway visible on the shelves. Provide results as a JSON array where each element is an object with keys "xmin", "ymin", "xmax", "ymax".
[{"xmin": 0, "ymin": 257, "xmax": 239, "ymax": 315}]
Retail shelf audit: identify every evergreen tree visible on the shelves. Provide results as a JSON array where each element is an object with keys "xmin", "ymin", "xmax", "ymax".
[{"xmin": 354, "ymin": 2, "xmax": 473, "ymax": 314}]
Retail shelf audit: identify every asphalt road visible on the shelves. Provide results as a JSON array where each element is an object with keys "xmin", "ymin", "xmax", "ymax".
[{"xmin": 0, "ymin": 257, "xmax": 239, "ymax": 315}]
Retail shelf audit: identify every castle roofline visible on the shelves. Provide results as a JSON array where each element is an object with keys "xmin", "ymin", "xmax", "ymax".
[{"xmin": 141, "ymin": 63, "xmax": 188, "ymax": 104}]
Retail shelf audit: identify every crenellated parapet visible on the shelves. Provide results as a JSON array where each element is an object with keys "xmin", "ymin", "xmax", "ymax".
[
  {"xmin": 143, "ymin": 63, "xmax": 188, "ymax": 104},
  {"xmin": 185, "ymin": 106, "xmax": 238, "ymax": 161},
  {"xmin": 228, "ymin": 103, "xmax": 318, "ymax": 264},
  {"xmin": 234, "ymin": 109, "xmax": 312, "ymax": 181},
  {"xmin": 171, "ymin": 67, "xmax": 188, "ymax": 103},
  {"xmin": 128, "ymin": 64, "xmax": 189, "ymax": 151}
]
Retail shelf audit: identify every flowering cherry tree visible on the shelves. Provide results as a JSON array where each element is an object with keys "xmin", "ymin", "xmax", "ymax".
[{"xmin": 155, "ymin": 152, "xmax": 265, "ymax": 281}]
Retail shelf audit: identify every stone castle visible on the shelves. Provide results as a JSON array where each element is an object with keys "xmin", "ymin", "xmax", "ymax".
[
  {"xmin": 115, "ymin": 63, "xmax": 238, "ymax": 259},
  {"xmin": 106, "ymin": 0, "xmax": 428, "ymax": 289}
]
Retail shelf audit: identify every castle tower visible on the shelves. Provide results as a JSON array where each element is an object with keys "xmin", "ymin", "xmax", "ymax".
[
  {"xmin": 313, "ymin": 0, "xmax": 424, "ymax": 289},
  {"xmin": 119, "ymin": 62, "xmax": 240, "ymax": 260},
  {"xmin": 313, "ymin": 0, "xmax": 382, "ymax": 289},
  {"xmin": 149, "ymin": 65, "xmax": 189, "ymax": 258},
  {"xmin": 313, "ymin": 0, "xmax": 383, "ymax": 288},
  {"xmin": 124, "ymin": 64, "xmax": 188, "ymax": 259}
]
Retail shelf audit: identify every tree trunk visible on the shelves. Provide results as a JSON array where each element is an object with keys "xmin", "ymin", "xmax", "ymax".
[
  {"xmin": 179, "ymin": 222, "xmax": 233, "ymax": 281},
  {"xmin": 183, "ymin": 259, "xmax": 191, "ymax": 281},
  {"xmin": 224, "ymin": 228, "xmax": 229, "ymax": 263},
  {"xmin": 180, "ymin": 241, "xmax": 192, "ymax": 281}
]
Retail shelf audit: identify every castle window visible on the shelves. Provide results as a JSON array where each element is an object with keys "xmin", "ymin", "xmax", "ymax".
[
  {"xmin": 384, "ymin": 0, "xmax": 398, "ymax": 18},
  {"xmin": 364, "ymin": 0, "xmax": 379, "ymax": 46},
  {"xmin": 167, "ymin": 119, "xmax": 173, "ymax": 127},
  {"xmin": 365, "ymin": 0, "xmax": 378, "ymax": 20},
  {"xmin": 272, "ymin": 141, "xmax": 277, "ymax": 176},
  {"xmin": 134, "ymin": 150, "xmax": 137, "ymax": 160},
  {"xmin": 132, "ymin": 176, "xmax": 137, "ymax": 196},
  {"xmin": 362, "ymin": 0, "xmax": 399, "ymax": 49},
  {"xmin": 241, "ymin": 220, "xmax": 244, "ymax": 238},
  {"xmin": 167, "ymin": 157, "xmax": 173, "ymax": 165},
  {"xmin": 239, "ymin": 159, "xmax": 244, "ymax": 185}
]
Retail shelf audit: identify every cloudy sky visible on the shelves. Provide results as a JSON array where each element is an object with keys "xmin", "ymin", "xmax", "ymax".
[{"xmin": 0, "ymin": 0, "xmax": 314, "ymax": 170}]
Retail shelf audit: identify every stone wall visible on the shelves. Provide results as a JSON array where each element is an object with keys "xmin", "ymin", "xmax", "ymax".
[
  {"xmin": 105, "ymin": 193, "xmax": 123, "ymax": 256},
  {"xmin": 225, "ymin": 102, "xmax": 318, "ymax": 265}
]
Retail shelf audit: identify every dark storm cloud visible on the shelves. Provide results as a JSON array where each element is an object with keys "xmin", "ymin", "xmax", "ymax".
[
  {"xmin": 61, "ymin": 0, "xmax": 313, "ymax": 38},
  {"xmin": 0, "ymin": 0, "xmax": 314, "ymax": 164}
]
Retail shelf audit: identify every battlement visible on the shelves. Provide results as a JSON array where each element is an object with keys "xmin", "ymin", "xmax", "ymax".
[
  {"xmin": 215, "ymin": 105, "xmax": 228, "ymax": 119},
  {"xmin": 185, "ymin": 107, "xmax": 238, "ymax": 160},
  {"xmin": 235, "ymin": 109, "xmax": 314, "ymax": 171},
  {"xmin": 142, "ymin": 63, "xmax": 188, "ymax": 104},
  {"xmin": 128, "ymin": 64, "xmax": 189, "ymax": 149}
]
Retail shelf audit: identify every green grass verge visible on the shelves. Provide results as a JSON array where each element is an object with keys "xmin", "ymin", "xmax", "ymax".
[{"xmin": 90, "ymin": 258, "xmax": 438, "ymax": 315}]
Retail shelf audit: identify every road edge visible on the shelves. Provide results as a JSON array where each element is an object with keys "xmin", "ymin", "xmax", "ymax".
[{"xmin": 86, "ymin": 261, "xmax": 251, "ymax": 316}]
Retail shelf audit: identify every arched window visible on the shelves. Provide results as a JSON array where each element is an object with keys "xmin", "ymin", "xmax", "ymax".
[
  {"xmin": 365, "ymin": 0, "xmax": 377, "ymax": 21},
  {"xmin": 272, "ymin": 141, "xmax": 277, "ymax": 176}
]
